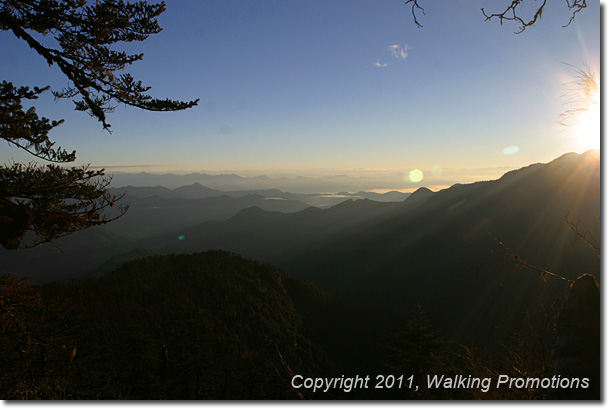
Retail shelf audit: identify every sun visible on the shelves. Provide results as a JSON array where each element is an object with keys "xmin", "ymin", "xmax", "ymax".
[{"xmin": 572, "ymin": 89, "xmax": 601, "ymax": 150}]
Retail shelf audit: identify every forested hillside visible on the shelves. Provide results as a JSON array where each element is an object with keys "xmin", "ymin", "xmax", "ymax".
[
  {"xmin": 2, "ymin": 250, "xmax": 597, "ymax": 399},
  {"xmin": 0, "ymin": 251, "xmax": 398, "ymax": 399}
]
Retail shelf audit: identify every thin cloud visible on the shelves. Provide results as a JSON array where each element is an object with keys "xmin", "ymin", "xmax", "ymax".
[
  {"xmin": 373, "ymin": 59, "xmax": 388, "ymax": 68},
  {"xmin": 90, "ymin": 164, "xmax": 163, "ymax": 170},
  {"xmin": 388, "ymin": 44, "xmax": 410, "ymax": 59}
]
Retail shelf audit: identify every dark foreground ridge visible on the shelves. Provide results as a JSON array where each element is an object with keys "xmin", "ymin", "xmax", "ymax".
[
  {"xmin": 1, "ymin": 251, "xmax": 399, "ymax": 399},
  {"xmin": 0, "ymin": 251, "xmax": 600, "ymax": 399}
]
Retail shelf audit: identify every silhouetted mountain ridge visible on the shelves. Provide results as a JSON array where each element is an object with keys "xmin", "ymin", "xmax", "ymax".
[{"xmin": 154, "ymin": 150, "xmax": 599, "ymax": 345}]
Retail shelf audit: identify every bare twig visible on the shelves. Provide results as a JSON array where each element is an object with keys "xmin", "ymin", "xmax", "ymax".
[
  {"xmin": 481, "ymin": 0, "xmax": 587, "ymax": 34},
  {"xmin": 405, "ymin": 0, "xmax": 425, "ymax": 29},
  {"xmin": 565, "ymin": 212, "xmax": 600, "ymax": 257},
  {"xmin": 487, "ymin": 231, "xmax": 574, "ymax": 284}
]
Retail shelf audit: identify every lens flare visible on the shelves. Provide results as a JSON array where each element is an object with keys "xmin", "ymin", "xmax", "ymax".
[
  {"xmin": 409, "ymin": 169, "xmax": 424, "ymax": 183},
  {"xmin": 503, "ymin": 145, "xmax": 520, "ymax": 155},
  {"xmin": 431, "ymin": 165, "xmax": 443, "ymax": 177}
]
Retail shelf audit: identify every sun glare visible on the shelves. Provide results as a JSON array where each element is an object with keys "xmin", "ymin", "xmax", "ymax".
[
  {"xmin": 572, "ymin": 88, "xmax": 601, "ymax": 150},
  {"xmin": 562, "ymin": 65, "xmax": 601, "ymax": 151}
]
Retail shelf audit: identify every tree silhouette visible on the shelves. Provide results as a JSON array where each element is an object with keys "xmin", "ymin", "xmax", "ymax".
[
  {"xmin": 383, "ymin": 305, "xmax": 447, "ymax": 398},
  {"xmin": 0, "ymin": 0, "xmax": 199, "ymax": 249}
]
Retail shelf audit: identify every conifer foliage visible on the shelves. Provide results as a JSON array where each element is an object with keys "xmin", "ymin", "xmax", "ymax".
[
  {"xmin": 383, "ymin": 306, "xmax": 448, "ymax": 398},
  {"xmin": 0, "ymin": 0, "xmax": 199, "ymax": 249}
]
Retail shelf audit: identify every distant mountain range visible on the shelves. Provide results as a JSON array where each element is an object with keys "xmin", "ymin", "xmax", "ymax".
[
  {"xmin": 108, "ymin": 171, "xmax": 418, "ymax": 193},
  {"xmin": 0, "ymin": 185, "xmax": 410, "ymax": 282},
  {"xmin": 101, "ymin": 194, "xmax": 310, "ymax": 240},
  {"xmin": 99, "ymin": 185, "xmax": 411, "ymax": 240},
  {"xmin": 1, "ymin": 150, "xmax": 600, "ymax": 348},
  {"xmin": 107, "ymin": 168, "xmax": 503, "ymax": 194},
  {"xmin": 107, "ymin": 183, "xmax": 411, "ymax": 207}
]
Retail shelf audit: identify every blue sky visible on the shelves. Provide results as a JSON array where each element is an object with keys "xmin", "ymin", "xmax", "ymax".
[{"xmin": 0, "ymin": 0, "xmax": 601, "ymax": 185}]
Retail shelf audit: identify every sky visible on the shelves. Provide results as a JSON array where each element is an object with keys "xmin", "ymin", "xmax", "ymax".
[{"xmin": 0, "ymin": 0, "xmax": 601, "ymax": 189}]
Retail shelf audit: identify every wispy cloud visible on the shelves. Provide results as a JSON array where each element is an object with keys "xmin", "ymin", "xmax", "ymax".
[
  {"xmin": 90, "ymin": 164, "xmax": 163, "ymax": 169},
  {"xmin": 388, "ymin": 44, "xmax": 410, "ymax": 59},
  {"xmin": 374, "ymin": 44, "xmax": 410, "ymax": 67}
]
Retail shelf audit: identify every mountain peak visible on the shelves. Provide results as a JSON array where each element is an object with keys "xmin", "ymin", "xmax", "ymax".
[
  {"xmin": 402, "ymin": 186, "xmax": 435, "ymax": 209},
  {"xmin": 412, "ymin": 187, "xmax": 433, "ymax": 195}
]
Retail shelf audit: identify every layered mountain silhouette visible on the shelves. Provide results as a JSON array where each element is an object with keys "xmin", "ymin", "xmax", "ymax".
[
  {"xmin": 148, "ymin": 150, "xmax": 600, "ymax": 343},
  {"xmin": 1, "ymin": 150, "xmax": 600, "ymax": 347},
  {"xmin": 102, "ymin": 193, "xmax": 310, "ymax": 240},
  {"xmin": 107, "ymin": 183, "xmax": 410, "ymax": 207},
  {"xmin": 0, "ymin": 187, "xmax": 408, "ymax": 282}
]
